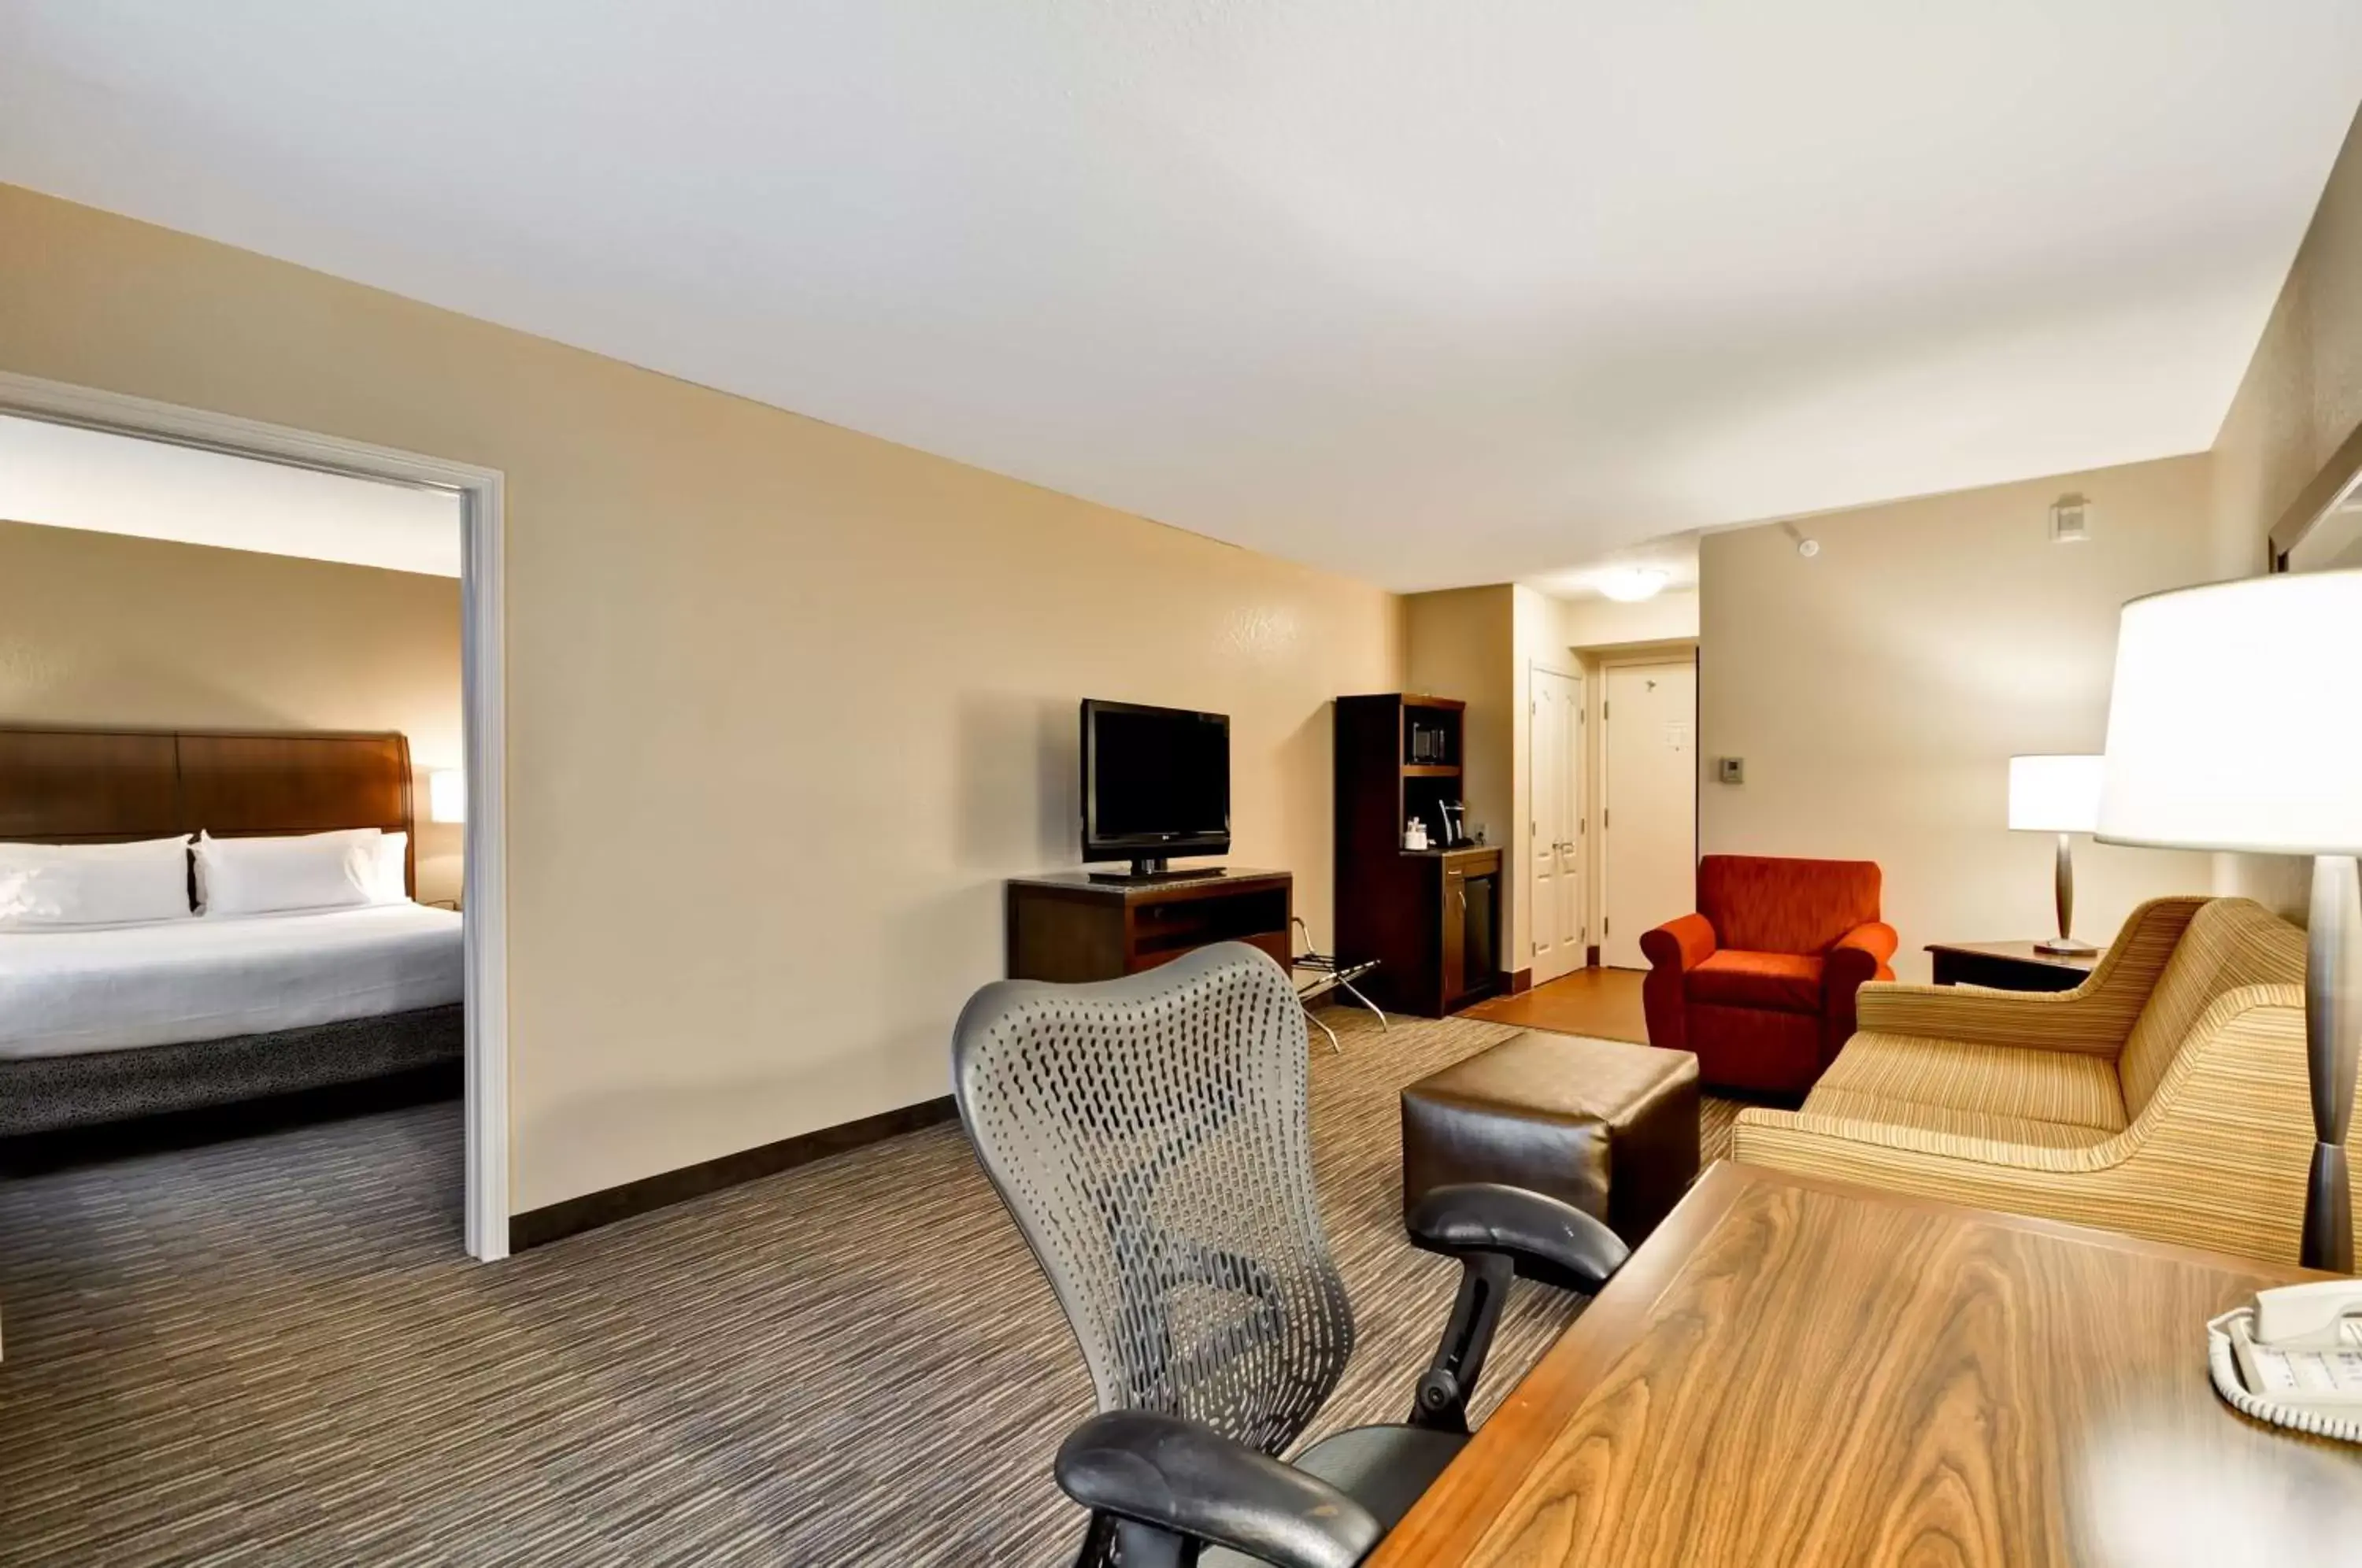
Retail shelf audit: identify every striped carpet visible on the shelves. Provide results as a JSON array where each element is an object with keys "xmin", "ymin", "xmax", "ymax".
[{"xmin": 0, "ymin": 1010, "xmax": 1738, "ymax": 1566}]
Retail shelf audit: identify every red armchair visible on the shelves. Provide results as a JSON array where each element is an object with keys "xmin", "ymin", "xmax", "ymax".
[{"xmin": 1639, "ymin": 855, "xmax": 1897, "ymax": 1094}]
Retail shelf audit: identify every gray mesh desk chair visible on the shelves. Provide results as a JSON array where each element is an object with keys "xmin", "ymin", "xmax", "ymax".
[{"xmin": 953, "ymin": 942, "xmax": 1628, "ymax": 1568}]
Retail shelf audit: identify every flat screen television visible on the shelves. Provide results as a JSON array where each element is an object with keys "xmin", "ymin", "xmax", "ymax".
[{"xmin": 1081, "ymin": 699, "xmax": 1231, "ymax": 877}]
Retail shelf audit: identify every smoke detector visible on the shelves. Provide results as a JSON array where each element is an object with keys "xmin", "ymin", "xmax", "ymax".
[{"xmin": 2049, "ymin": 493, "xmax": 2093, "ymax": 543}]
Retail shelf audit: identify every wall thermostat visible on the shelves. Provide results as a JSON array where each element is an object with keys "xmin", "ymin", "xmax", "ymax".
[
  {"xmin": 2049, "ymin": 493, "xmax": 2092, "ymax": 543},
  {"xmin": 1717, "ymin": 756, "xmax": 1746, "ymax": 785}
]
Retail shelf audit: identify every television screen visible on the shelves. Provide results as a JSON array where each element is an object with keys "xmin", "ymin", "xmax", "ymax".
[{"xmin": 1083, "ymin": 701, "xmax": 1230, "ymax": 864}]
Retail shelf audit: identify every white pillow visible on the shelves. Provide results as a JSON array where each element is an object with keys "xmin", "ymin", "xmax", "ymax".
[
  {"xmin": 194, "ymin": 828, "xmax": 382, "ymax": 917},
  {"xmin": 368, "ymin": 832, "xmax": 412, "ymax": 904},
  {"xmin": 0, "ymin": 836, "xmax": 194, "ymax": 929}
]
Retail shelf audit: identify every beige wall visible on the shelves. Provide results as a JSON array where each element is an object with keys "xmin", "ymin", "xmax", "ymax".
[
  {"xmin": 0, "ymin": 518, "xmax": 464, "ymax": 904},
  {"xmin": 1557, "ymin": 586, "xmax": 1700, "ymax": 650},
  {"xmin": 0, "ymin": 183, "xmax": 1405, "ymax": 1213},
  {"xmin": 1404, "ymin": 585, "xmax": 1515, "ymax": 876},
  {"xmin": 1699, "ymin": 454, "xmax": 2217, "ymax": 982},
  {"xmin": 1405, "ymin": 586, "xmax": 1705, "ymax": 978},
  {"xmin": 2212, "ymin": 105, "xmax": 2362, "ymax": 582},
  {"xmin": 1403, "ymin": 586, "xmax": 1538, "ymax": 978},
  {"xmin": 2208, "ymin": 104, "xmax": 2362, "ymax": 919}
]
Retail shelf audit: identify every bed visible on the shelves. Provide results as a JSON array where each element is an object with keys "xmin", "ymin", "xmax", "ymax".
[{"xmin": 0, "ymin": 727, "xmax": 463, "ymax": 1136}]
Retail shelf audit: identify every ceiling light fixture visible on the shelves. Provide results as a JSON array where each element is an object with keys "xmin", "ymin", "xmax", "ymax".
[{"xmin": 1595, "ymin": 567, "xmax": 1670, "ymax": 602}]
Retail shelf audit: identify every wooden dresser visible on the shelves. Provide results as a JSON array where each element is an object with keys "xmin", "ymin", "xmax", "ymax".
[{"xmin": 1004, "ymin": 868, "xmax": 1292, "ymax": 982}]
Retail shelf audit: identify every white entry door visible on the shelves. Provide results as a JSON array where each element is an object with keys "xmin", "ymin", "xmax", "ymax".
[
  {"xmin": 1528, "ymin": 666, "xmax": 1585, "ymax": 983},
  {"xmin": 1602, "ymin": 658, "xmax": 1697, "ymax": 969}
]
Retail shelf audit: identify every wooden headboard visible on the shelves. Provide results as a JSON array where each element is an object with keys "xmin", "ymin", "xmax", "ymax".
[{"xmin": 0, "ymin": 727, "xmax": 416, "ymax": 897}]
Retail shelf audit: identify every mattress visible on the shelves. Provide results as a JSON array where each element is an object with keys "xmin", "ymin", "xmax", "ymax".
[{"xmin": 0, "ymin": 903, "xmax": 464, "ymax": 1060}]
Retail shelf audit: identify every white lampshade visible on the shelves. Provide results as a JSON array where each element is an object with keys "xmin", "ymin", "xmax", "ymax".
[
  {"xmin": 2008, "ymin": 754, "xmax": 2104, "ymax": 833},
  {"xmin": 428, "ymin": 767, "xmax": 466, "ymax": 825},
  {"xmin": 2096, "ymin": 570, "xmax": 2362, "ymax": 854}
]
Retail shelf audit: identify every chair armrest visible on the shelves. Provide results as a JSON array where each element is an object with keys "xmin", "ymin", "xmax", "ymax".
[
  {"xmin": 1854, "ymin": 982, "xmax": 2131, "ymax": 1056},
  {"xmin": 1056, "ymin": 1410, "xmax": 1381, "ymax": 1568},
  {"xmin": 1853, "ymin": 895, "xmax": 2205, "ymax": 1055},
  {"xmin": 1731, "ymin": 1104, "xmax": 2096, "ymax": 1174},
  {"xmin": 1406, "ymin": 1182, "xmax": 1630, "ymax": 1295},
  {"xmin": 1640, "ymin": 912, "xmax": 1716, "ymax": 974},
  {"xmin": 1639, "ymin": 915, "xmax": 1716, "ymax": 1053},
  {"xmin": 1830, "ymin": 920, "xmax": 1898, "ymax": 970},
  {"xmin": 1400, "ymin": 1183, "xmax": 1630, "ymax": 1432},
  {"xmin": 1821, "ymin": 920, "xmax": 1899, "ymax": 1061}
]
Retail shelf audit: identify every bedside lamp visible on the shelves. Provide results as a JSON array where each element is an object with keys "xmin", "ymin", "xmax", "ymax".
[
  {"xmin": 428, "ymin": 767, "xmax": 466, "ymax": 825},
  {"xmin": 2097, "ymin": 571, "xmax": 2362, "ymax": 1272},
  {"xmin": 2008, "ymin": 754, "xmax": 2105, "ymax": 955}
]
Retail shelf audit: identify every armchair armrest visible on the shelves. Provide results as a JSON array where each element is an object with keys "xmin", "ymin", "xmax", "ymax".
[
  {"xmin": 1056, "ymin": 1410, "xmax": 1381, "ymax": 1568},
  {"xmin": 1640, "ymin": 912, "xmax": 1716, "ymax": 973},
  {"xmin": 1639, "ymin": 914, "xmax": 1716, "ymax": 1052},
  {"xmin": 1406, "ymin": 1181, "xmax": 1630, "ymax": 1293},
  {"xmin": 1829, "ymin": 920, "xmax": 1898, "ymax": 972},
  {"xmin": 1820, "ymin": 920, "xmax": 1900, "ymax": 1064}
]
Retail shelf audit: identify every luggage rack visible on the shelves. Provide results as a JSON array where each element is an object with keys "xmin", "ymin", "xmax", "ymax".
[{"xmin": 1290, "ymin": 915, "xmax": 1386, "ymax": 1054}]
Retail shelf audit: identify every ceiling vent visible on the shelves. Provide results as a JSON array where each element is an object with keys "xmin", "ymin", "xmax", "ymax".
[{"xmin": 2049, "ymin": 493, "xmax": 2093, "ymax": 544}]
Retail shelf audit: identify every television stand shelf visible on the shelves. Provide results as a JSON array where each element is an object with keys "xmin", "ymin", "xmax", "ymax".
[{"xmin": 1005, "ymin": 868, "xmax": 1292, "ymax": 983}]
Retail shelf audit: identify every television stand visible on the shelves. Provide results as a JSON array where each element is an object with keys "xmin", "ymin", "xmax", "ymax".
[{"xmin": 1006, "ymin": 868, "xmax": 1292, "ymax": 982}]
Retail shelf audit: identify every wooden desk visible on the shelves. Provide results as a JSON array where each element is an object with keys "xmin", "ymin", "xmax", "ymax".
[
  {"xmin": 1926, "ymin": 939, "xmax": 2097, "ymax": 992},
  {"xmin": 1368, "ymin": 1162, "xmax": 2358, "ymax": 1567}
]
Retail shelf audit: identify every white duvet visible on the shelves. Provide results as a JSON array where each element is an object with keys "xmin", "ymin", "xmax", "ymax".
[{"xmin": 0, "ymin": 903, "xmax": 463, "ymax": 1060}]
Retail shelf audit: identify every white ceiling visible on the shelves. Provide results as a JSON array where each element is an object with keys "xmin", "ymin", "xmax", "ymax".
[
  {"xmin": 0, "ymin": 413, "xmax": 461, "ymax": 575},
  {"xmin": 1, "ymin": 4, "xmax": 2356, "ymax": 592},
  {"xmin": 1535, "ymin": 534, "xmax": 1701, "ymax": 605}
]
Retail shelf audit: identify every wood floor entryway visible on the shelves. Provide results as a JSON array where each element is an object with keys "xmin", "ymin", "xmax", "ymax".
[{"xmin": 1459, "ymin": 965, "xmax": 1649, "ymax": 1042}]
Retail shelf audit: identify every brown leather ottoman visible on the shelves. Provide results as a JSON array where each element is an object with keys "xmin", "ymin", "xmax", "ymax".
[{"xmin": 1401, "ymin": 1030, "xmax": 1701, "ymax": 1248}]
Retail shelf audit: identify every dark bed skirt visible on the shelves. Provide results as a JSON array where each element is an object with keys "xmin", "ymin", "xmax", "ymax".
[{"xmin": 0, "ymin": 1005, "xmax": 465, "ymax": 1137}]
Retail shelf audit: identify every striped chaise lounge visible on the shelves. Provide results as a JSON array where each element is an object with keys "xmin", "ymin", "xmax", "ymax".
[{"xmin": 1733, "ymin": 895, "xmax": 2355, "ymax": 1266}]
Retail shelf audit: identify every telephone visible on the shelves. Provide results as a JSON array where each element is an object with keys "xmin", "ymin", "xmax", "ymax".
[{"xmin": 2207, "ymin": 1280, "xmax": 2362, "ymax": 1443}]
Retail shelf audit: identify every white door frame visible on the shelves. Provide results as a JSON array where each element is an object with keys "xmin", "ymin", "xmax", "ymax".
[
  {"xmin": 0, "ymin": 369, "xmax": 512, "ymax": 1261},
  {"xmin": 1597, "ymin": 651, "xmax": 1699, "ymax": 970},
  {"xmin": 1527, "ymin": 662, "xmax": 1585, "ymax": 984}
]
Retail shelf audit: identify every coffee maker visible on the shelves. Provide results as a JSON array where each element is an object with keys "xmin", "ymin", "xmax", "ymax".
[{"xmin": 1433, "ymin": 799, "xmax": 1466, "ymax": 849}]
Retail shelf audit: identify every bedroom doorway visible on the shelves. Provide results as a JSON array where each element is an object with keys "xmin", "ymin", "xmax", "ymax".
[{"xmin": 0, "ymin": 370, "xmax": 511, "ymax": 1261}]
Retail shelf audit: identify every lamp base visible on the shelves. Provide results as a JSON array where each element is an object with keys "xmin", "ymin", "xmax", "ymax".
[
  {"xmin": 2040, "ymin": 837, "xmax": 2096, "ymax": 960},
  {"xmin": 2301, "ymin": 855, "xmax": 2358, "ymax": 1275},
  {"xmin": 2305, "ymin": 1142, "xmax": 2353, "ymax": 1275}
]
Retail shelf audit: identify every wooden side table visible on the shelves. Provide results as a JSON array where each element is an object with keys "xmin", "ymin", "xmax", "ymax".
[{"xmin": 1925, "ymin": 940, "xmax": 2097, "ymax": 992}]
